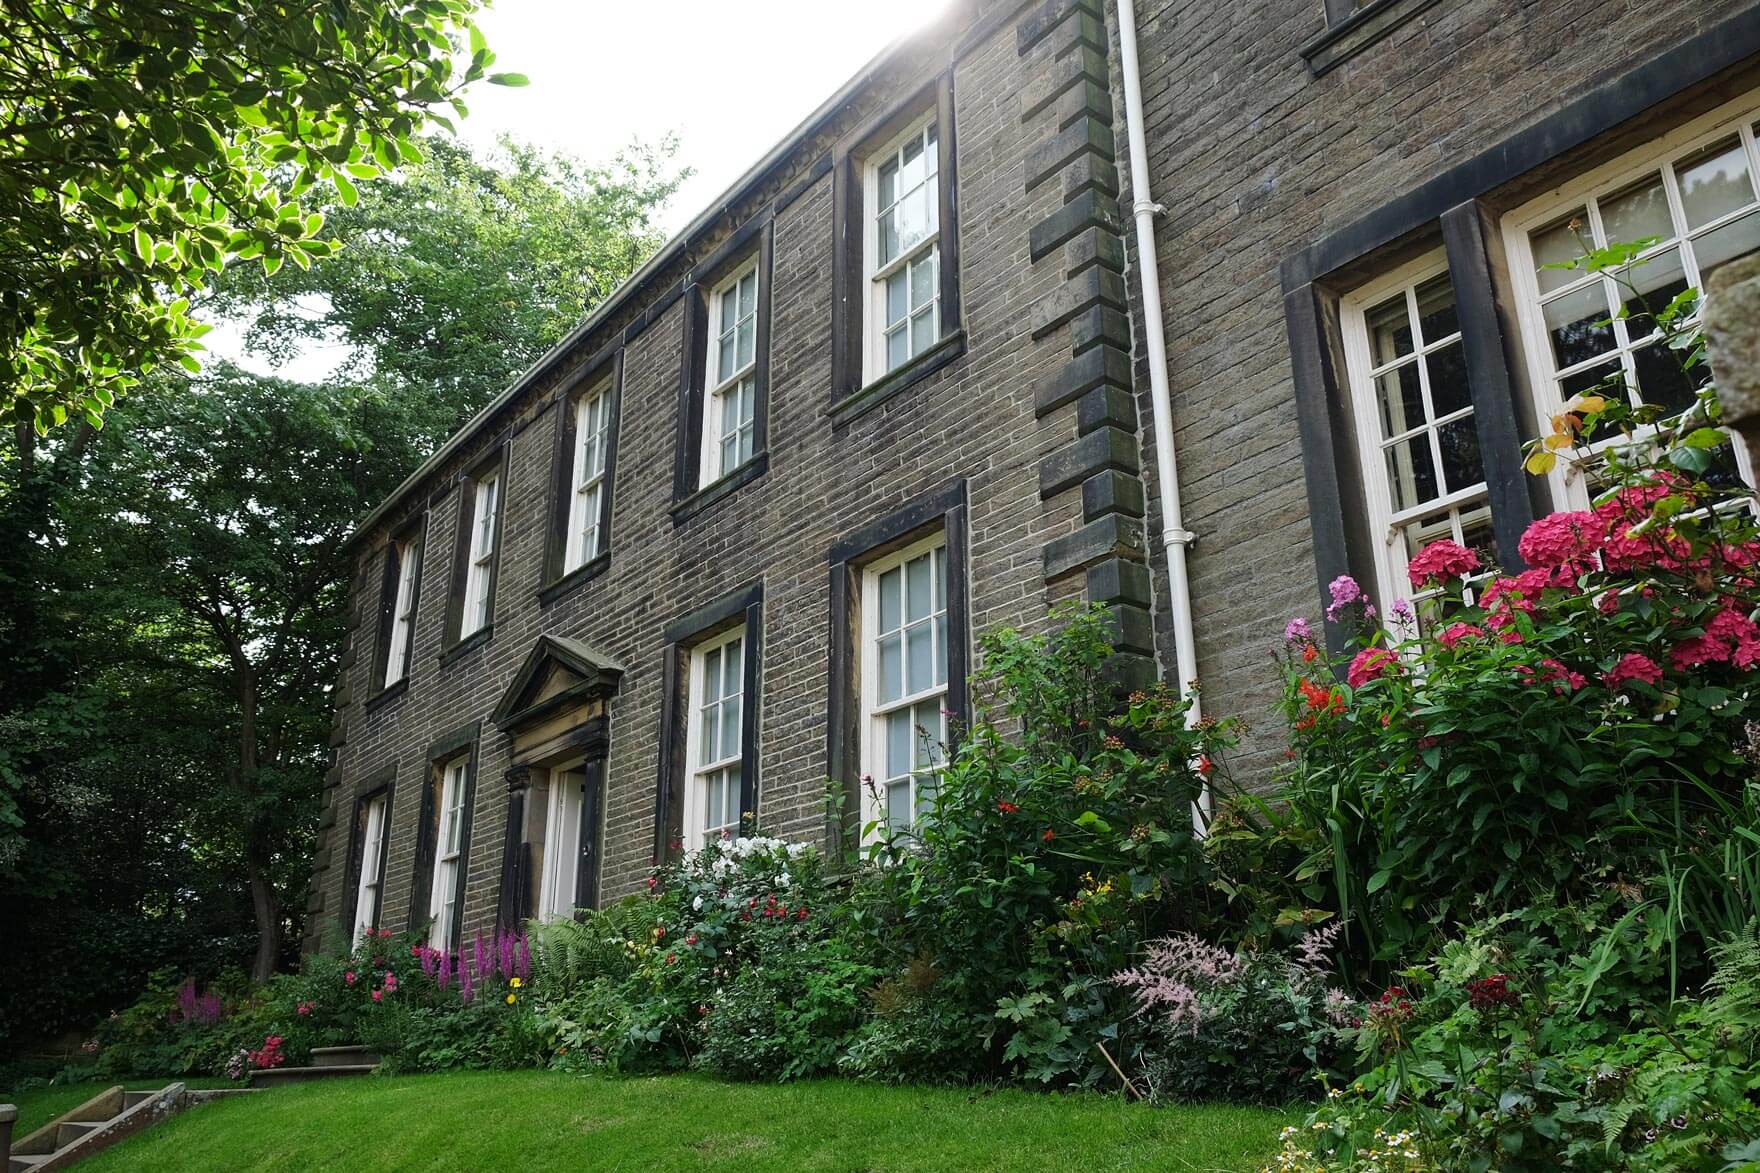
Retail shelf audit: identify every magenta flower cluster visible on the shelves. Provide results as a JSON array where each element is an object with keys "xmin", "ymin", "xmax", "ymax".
[
  {"xmin": 170, "ymin": 979, "xmax": 224, "ymax": 1027},
  {"xmin": 412, "ymin": 928, "xmax": 531, "ymax": 1004}
]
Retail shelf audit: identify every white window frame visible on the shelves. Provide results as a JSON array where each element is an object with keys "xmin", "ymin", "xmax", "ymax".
[
  {"xmin": 682, "ymin": 627, "xmax": 745, "ymax": 851},
  {"xmin": 427, "ymin": 757, "xmax": 467, "ymax": 949},
  {"xmin": 1340, "ymin": 252, "xmax": 1493, "ymax": 613},
  {"xmin": 859, "ymin": 532, "xmax": 949, "ymax": 837},
  {"xmin": 863, "ymin": 113, "xmax": 941, "ymax": 384},
  {"xmin": 564, "ymin": 384, "xmax": 614, "ymax": 571},
  {"xmin": 535, "ymin": 760, "xmax": 584, "ymax": 923},
  {"xmin": 1503, "ymin": 87, "xmax": 1760, "ymax": 510},
  {"xmin": 461, "ymin": 469, "xmax": 499, "ymax": 637},
  {"xmin": 352, "ymin": 792, "xmax": 388, "ymax": 947},
  {"xmin": 383, "ymin": 539, "xmax": 418, "ymax": 688},
  {"xmin": 700, "ymin": 262, "xmax": 759, "ymax": 487}
]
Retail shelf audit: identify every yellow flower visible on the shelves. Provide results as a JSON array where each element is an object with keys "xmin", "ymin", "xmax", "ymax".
[
  {"xmin": 505, "ymin": 993, "xmax": 517, "ymax": 1005},
  {"xmin": 509, "ymin": 977, "xmax": 523, "ymax": 989}
]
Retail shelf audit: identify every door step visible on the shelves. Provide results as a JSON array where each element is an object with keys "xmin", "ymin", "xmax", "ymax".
[{"xmin": 309, "ymin": 1045, "xmax": 382, "ymax": 1069}]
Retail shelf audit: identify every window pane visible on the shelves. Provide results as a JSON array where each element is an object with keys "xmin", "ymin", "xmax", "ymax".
[
  {"xmin": 879, "ymin": 208, "xmax": 900, "ymax": 266},
  {"xmin": 1631, "ymin": 341, "xmax": 1699, "ymax": 416},
  {"xmin": 1694, "ymin": 208, "xmax": 1760, "ymax": 273},
  {"xmin": 878, "ymin": 567, "xmax": 901, "ymax": 631},
  {"xmin": 900, "ymin": 133, "xmax": 924, "ymax": 189},
  {"xmin": 906, "ymin": 622, "xmax": 933, "ymax": 695},
  {"xmin": 1426, "ymin": 342, "xmax": 1472, "ymax": 418},
  {"xmin": 934, "ymin": 614, "xmax": 947, "ymax": 685},
  {"xmin": 720, "ymin": 434, "xmax": 738, "ymax": 475},
  {"xmin": 885, "ymin": 325, "xmax": 909, "ymax": 371},
  {"xmin": 886, "ymin": 709, "xmax": 912, "ymax": 778},
  {"xmin": 913, "ymin": 700, "xmax": 943, "ymax": 768},
  {"xmin": 738, "ymin": 272, "xmax": 756, "ymax": 318},
  {"xmin": 1532, "ymin": 210, "xmax": 1589, "ymax": 294},
  {"xmin": 1365, "ymin": 294, "xmax": 1413, "ymax": 365},
  {"xmin": 699, "ymin": 703, "xmax": 719, "ymax": 765},
  {"xmin": 1413, "ymin": 274, "xmax": 1458, "ymax": 344},
  {"xmin": 1384, "ymin": 435, "xmax": 1439, "ymax": 511},
  {"xmin": 1560, "ymin": 359, "xmax": 1624, "ymax": 406},
  {"xmin": 1437, "ymin": 416, "xmax": 1485, "ymax": 493},
  {"xmin": 906, "ymin": 554, "xmax": 931, "ymax": 620},
  {"xmin": 1602, "ymin": 175, "xmax": 1674, "ymax": 247},
  {"xmin": 910, "ymin": 252, "xmax": 935, "ymax": 309},
  {"xmin": 914, "ymin": 777, "xmax": 937, "ymax": 819},
  {"xmin": 910, "ymin": 309, "xmax": 934, "ymax": 356},
  {"xmin": 894, "ymin": 189, "xmax": 933, "ymax": 258},
  {"xmin": 878, "ymin": 159, "xmax": 897, "ymax": 210},
  {"xmin": 1676, "ymin": 136, "xmax": 1754, "ymax": 230},
  {"xmin": 724, "ymin": 637, "xmax": 742, "ymax": 688},
  {"xmin": 721, "ymin": 695, "xmax": 742, "ymax": 760},
  {"xmin": 1543, "ymin": 283, "xmax": 1616, "ymax": 369},
  {"xmin": 887, "ymin": 780, "xmax": 912, "ymax": 832},
  {"xmin": 1375, "ymin": 363, "xmax": 1424, "ymax": 438},
  {"xmin": 1622, "ymin": 247, "xmax": 1687, "ymax": 339},
  {"xmin": 736, "ymin": 318, "xmax": 754, "ymax": 370},
  {"xmin": 718, "ymin": 332, "xmax": 736, "ymax": 379},
  {"xmin": 885, "ymin": 270, "xmax": 907, "ymax": 326},
  {"xmin": 879, "ymin": 633, "xmax": 903, "ymax": 704}
]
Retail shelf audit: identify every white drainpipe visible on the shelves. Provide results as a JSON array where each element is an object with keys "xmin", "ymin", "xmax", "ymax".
[{"xmin": 1113, "ymin": 0, "xmax": 1208, "ymax": 824}]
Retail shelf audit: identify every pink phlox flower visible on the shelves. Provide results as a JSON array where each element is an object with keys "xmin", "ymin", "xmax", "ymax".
[
  {"xmin": 1437, "ymin": 623, "xmax": 1485, "ymax": 649},
  {"xmin": 1284, "ymin": 616, "xmax": 1312, "ymax": 644},
  {"xmin": 1325, "ymin": 575, "xmax": 1363, "ymax": 623}
]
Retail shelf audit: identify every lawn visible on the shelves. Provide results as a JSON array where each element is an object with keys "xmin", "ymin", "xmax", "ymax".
[
  {"xmin": 4, "ymin": 1078, "xmax": 234, "ymax": 1137},
  {"xmin": 66, "ymin": 1071, "xmax": 1294, "ymax": 1172}
]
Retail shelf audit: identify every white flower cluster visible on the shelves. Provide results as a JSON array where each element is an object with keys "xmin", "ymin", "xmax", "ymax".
[{"xmin": 680, "ymin": 835, "xmax": 816, "ymax": 884}]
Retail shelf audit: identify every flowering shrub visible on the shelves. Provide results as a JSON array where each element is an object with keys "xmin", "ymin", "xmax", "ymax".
[
  {"xmin": 1110, "ymin": 921, "xmax": 1352, "ymax": 1103},
  {"xmin": 1273, "ymin": 459, "xmax": 1760, "ymax": 964},
  {"xmin": 856, "ymin": 604, "xmax": 1240, "ymax": 1086}
]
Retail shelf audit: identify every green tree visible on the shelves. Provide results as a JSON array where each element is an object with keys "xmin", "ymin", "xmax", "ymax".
[
  {"xmin": 0, "ymin": 0, "xmax": 525, "ymax": 433},
  {"xmin": 0, "ymin": 132, "xmax": 681, "ymax": 1027},
  {"xmin": 209, "ymin": 133, "xmax": 685, "ymax": 429}
]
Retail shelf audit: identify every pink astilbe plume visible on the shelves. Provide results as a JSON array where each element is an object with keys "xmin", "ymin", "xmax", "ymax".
[
  {"xmin": 1290, "ymin": 920, "xmax": 1344, "ymax": 975},
  {"xmin": 435, "ymin": 948, "xmax": 451, "ymax": 991},
  {"xmin": 1109, "ymin": 933, "xmax": 1246, "ymax": 1037},
  {"xmin": 459, "ymin": 957, "xmax": 474, "ymax": 1003},
  {"xmin": 498, "ymin": 930, "xmax": 515, "ymax": 979},
  {"xmin": 516, "ymin": 933, "xmax": 532, "ymax": 981}
]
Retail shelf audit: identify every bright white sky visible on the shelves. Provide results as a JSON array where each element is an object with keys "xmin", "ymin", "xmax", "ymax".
[{"xmin": 208, "ymin": 0, "xmax": 952, "ymax": 380}]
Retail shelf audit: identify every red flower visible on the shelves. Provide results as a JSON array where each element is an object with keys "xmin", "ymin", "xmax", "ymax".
[
  {"xmin": 1301, "ymin": 643, "xmax": 1319, "ymax": 663},
  {"xmin": 1603, "ymin": 652, "xmax": 1663, "ymax": 690},
  {"xmin": 1042, "ymin": 828, "xmax": 1056, "ymax": 842},
  {"xmin": 685, "ymin": 934, "xmax": 698, "ymax": 946},
  {"xmin": 1466, "ymin": 974, "xmax": 1521, "ymax": 1011},
  {"xmin": 1346, "ymin": 647, "xmax": 1398, "ymax": 689},
  {"xmin": 344, "ymin": 971, "xmax": 356, "ymax": 986},
  {"xmin": 1516, "ymin": 658, "xmax": 1586, "ymax": 694},
  {"xmin": 1406, "ymin": 539, "xmax": 1479, "ymax": 588},
  {"xmin": 1437, "ymin": 623, "xmax": 1485, "ymax": 650},
  {"xmin": 665, "ymin": 953, "xmax": 677, "ymax": 965},
  {"xmin": 996, "ymin": 800, "xmax": 1020, "ymax": 814},
  {"xmin": 1195, "ymin": 755, "xmax": 1214, "ymax": 776}
]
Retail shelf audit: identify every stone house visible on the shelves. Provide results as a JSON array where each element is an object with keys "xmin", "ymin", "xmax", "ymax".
[{"xmin": 305, "ymin": 0, "xmax": 1760, "ymax": 954}]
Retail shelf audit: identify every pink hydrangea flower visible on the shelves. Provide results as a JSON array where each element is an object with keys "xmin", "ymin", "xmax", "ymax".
[
  {"xmin": 1516, "ymin": 658, "xmax": 1587, "ymax": 694},
  {"xmin": 1406, "ymin": 540, "xmax": 1480, "ymax": 588},
  {"xmin": 1602, "ymin": 652, "xmax": 1663, "ymax": 690},
  {"xmin": 1346, "ymin": 647, "xmax": 1398, "ymax": 688},
  {"xmin": 1670, "ymin": 607, "xmax": 1760, "ymax": 670},
  {"xmin": 1517, "ymin": 511, "xmax": 1602, "ymax": 568}
]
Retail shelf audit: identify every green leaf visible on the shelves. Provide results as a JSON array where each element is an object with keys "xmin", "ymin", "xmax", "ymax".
[{"xmin": 488, "ymin": 72, "xmax": 530, "ymax": 86}]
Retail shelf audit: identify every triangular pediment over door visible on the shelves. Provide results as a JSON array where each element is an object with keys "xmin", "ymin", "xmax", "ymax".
[{"xmin": 491, "ymin": 634, "xmax": 624, "ymax": 741}]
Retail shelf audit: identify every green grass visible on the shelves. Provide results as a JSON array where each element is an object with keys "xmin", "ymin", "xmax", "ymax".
[
  {"xmin": 69, "ymin": 1071, "xmax": 1294, "ymax": 1172},
  {"xmin": 3, "ymin": 1078, "xmax": 233, "ymax": 1137}
]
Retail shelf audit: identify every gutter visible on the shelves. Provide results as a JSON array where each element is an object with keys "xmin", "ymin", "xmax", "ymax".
[{"xmin": 1113, "ymin": 0, "xmax": 1208, "ymax": 824}]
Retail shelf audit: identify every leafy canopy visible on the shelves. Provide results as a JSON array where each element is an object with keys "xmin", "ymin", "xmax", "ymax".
[{"xmin": 0, "ymin": 0, "xmax": 527, "ymax": 432}]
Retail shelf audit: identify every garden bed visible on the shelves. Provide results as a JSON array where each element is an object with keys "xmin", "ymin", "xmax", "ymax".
[{"xmin": 74, "ymin": 1071, "xmax": 1294, "ymax": 1172}]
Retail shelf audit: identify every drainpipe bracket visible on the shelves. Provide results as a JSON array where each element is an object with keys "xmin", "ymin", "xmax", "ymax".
[
  {"xmin": 1133, "ymin": 200, "xmax": 1167, "ymax": 218},
  {"xmin": 1165, "ymin": 528, "xmax": 1198, "ymax": 547}
]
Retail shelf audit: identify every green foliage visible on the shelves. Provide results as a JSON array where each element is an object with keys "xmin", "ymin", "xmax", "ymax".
[
  {"xmin": 858, "ymin": 603, "xmax": 1240, "ymax": 1086},
  {"xmin": 205, "ymin": 134, "xmax": 687, "ymax": 428},
  {"xmin": 0, "ymin": 0, "xmax": 520, "ymax": 429}
]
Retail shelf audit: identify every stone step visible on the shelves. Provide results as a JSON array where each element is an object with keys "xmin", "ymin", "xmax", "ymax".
[
  {"xmin": 52, "ymin": 1119, "xmax": 105, "ymax": 1149},
  {"xmin": 121, "ymin": 1091, "xmax": 153, "ymax": 1110},
  {"xmin": 309, "ymin": 1045, "xmax": 381, "ymax": 1069},
  {"xmin": 10, "ymin": 1154, "xmax": 52, "ymax": 1172},
  {"xmin": 247, "ymin": 1064, "xmax": 375, "ymax": 1089}
]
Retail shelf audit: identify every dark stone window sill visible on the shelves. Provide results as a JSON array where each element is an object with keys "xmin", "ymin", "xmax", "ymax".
[
  {"xmin": 363, "ymin": 676, "xmax": 409, "ymax": 715},
  {"xmin": 1301, "ymin": 0, "xmax": 1444, "ymax": 77},
  {"xmin": 828, "ymin": 330, "xmax": 967, "ymax": 429},
  {"xmin": 437, "ymin": 625, "xmax": 493, "ymax": 669},
  {"xmin": 671, "ymin": 451, "xmax": 770, "ymax": 525},
  {"xmin": 538, "ymin": 551, "xmax": 611, "ymax": 607}
]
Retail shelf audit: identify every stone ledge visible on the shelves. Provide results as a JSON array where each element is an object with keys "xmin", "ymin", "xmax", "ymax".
[
  {"xmin": 1081, "ymin": 468, "xmax": 1146, "ymax": 521},
  {"xmin": 1065, "ymin": 227, "xmax": 1126, "ymax": 279},
  {"xmin": 1016, "ymin": 0, "xmax": 1101, "ymax": 56},
  {"xmin": 1063, "ymin": 155, "xmax": 1120, "ymax": 205},
  {"xmin": 1019, "ymin": 47, "xmax": 1109, "ymax": 122},
  {"xmin": 1071, "ymin": 305, "xmax": 1131, "ymax": 356},
  {"xmin": 1086, "ymin": 556, "xmax": 1153, "ymax": 608},
  {"xmin": 1076, "ymin": 386, "xmax": 1138, "ymax": 437}
]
